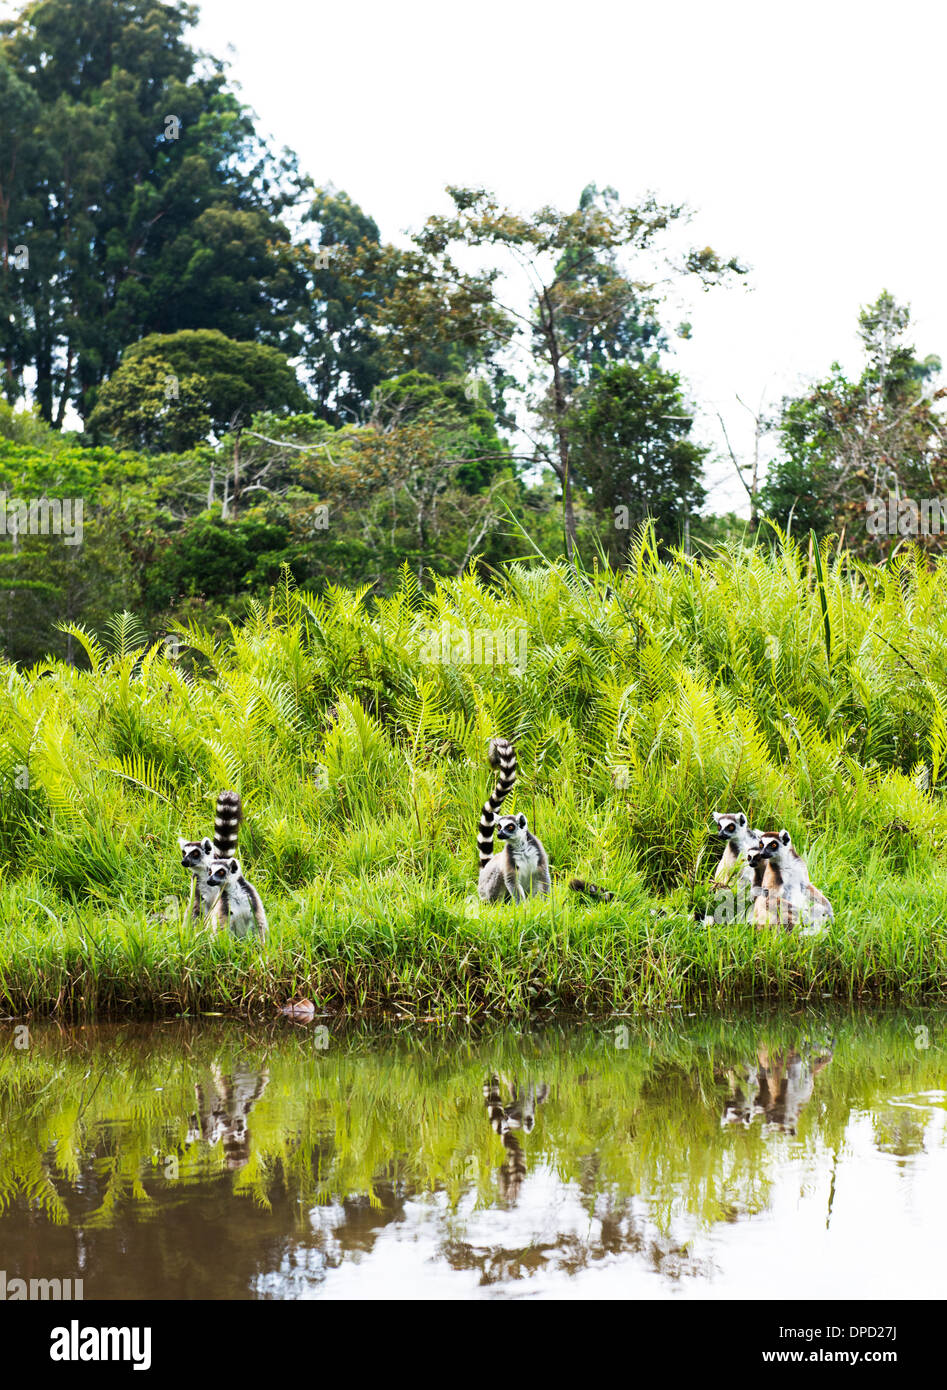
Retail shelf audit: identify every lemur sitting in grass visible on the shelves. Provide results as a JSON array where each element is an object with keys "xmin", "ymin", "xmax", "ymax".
[
  {"xmin": 477, "ymin": 740, "xmax": 551, "ymax": 902},
  {"xmin": 751, "ymin": 830, "xmax": 834, "ymax": 931},
  {"xmin": 711, "ymin": 811, "xmax": 762, "ymax": 890},
  {"xmin": 477, "ymin": 739, "xmax": 612, "ymax": 903},
  {"xmin": 179, "ymin": 790, "xmax": 268, "ymax": 940},
  {"xmin": 204, "ymin": 857, "xmax": 268, "ymax": 942},
  {"xmin": 180, "ymin": 790, "xmax": 243, "ymax": 920}
]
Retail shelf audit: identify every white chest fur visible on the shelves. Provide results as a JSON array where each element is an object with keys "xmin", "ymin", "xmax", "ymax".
[
  {"xmin": 225, "ymin": 879, "xmax": 255, "ymax": 934},
  {"xmin": 511, "ymin": 840, "xmax": 541, "ymax": 884}
]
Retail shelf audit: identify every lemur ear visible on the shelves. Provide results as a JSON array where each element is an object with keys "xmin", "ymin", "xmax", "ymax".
[
  {"xmin": 711, "ymin": 812, "xmax": 722, "ymax": 824},
  {"xmin": 178, "ymin": 837, "xmax": 189, "ymax": 850},
  {"xmin": 229, "ymin": 858, "xmax": 239, "ymax": 872},
  {"xmin": 780, "ymin": 829, "xmax": 791, "ymax": 845},
  {"xmin": 517, "ymin": 813, "xmax": 526, "ymax": 829},
  {"xmin": 738, "ymin": 814, "xmax": 746, "ymax": 826},
  {"xmin": 202, "ymin": 837, "xmax": 213, "ymax": 853}
]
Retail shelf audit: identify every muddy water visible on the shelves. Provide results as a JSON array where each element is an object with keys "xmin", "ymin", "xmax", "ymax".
[{"xmin": 0, "ymin": 1010, "xmax": 944, "ymax": 1300}]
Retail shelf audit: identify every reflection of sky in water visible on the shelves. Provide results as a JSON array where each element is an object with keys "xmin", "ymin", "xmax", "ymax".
[{"xmin": 254, "ymin": 1095, "xmax": 947, "ymax": 1300}]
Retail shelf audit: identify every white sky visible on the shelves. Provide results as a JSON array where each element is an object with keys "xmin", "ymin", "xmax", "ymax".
[{"xmin": 188, "ymin": 0, "xmax": 947, "ymax": 515}]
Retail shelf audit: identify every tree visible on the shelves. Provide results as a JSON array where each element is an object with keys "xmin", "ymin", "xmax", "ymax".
[
  {"xmin": 85, "ymin": 354, "xmax": 211, "ymax": 451},
  {"xmin": 299, "ymin": 187, "xmax": 388, "ymax": 426},
  {"xmin": 107, "ymin": 330, "xmax": 307, "ymax": 435},
  {"xmin": 761, "ymin": 292, "xmax": 947, "ymax": 553},
  {"xmin": 369, "ymin": 370, "xmax": 509, "ymax": 491},
  {"xmin": 142, "ymin": 206, "xmax": 307, "ymax": 350},
  {"xmin": 142, "ymin": 515, "xmax": 293, "ymax": 613},
  {"xmin": 570, "ymin": 362, "xmax": 707, "ymax": 556},
  {"xmin": 393, "ymin": 185, "xmax": 745, "ymax": 558},
  {"xmin": 0, "ymin": 0, "xmax": 310, "ymax": 422},
  {"xmin": 553, "ymin": 184, "xmax": 667, "ymax": 381},
  {"xmin": 0, "ymin": 56, "xmax": 46, "ymax": 402}
]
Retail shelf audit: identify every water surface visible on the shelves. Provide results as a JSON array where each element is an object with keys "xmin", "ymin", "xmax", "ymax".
[{"xmin": 0, "ymin": 1010, "xmax": 944, "ymax": 1299}]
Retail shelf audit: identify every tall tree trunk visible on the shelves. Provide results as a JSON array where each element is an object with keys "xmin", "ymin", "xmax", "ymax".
[
  {"xmin": 540, "ymin": 288, "xmax": 577, "ymax": 562},
  {"xmin": 35, "ymin": 330, "xmax": 53, "ymax": 421},
  {"xmin": 55, "ymin": 342, "xmax": 74, "ymax": 428},
  {"xmin": 231, "ymin": 430, "xmax": 241, "ymax": 519}
]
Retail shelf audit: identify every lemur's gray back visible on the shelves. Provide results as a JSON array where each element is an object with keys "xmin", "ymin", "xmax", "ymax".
[{"xmin": 478, "ymin": 739, "xmax": 517, "ymax": 868}]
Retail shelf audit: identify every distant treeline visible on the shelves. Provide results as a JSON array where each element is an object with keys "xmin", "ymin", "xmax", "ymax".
[{"xmin": 1, "ymin": 0, "xmax": 945, "ymax": 664}]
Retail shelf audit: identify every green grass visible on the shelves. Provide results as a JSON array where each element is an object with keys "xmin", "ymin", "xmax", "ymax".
[
  {"xmin": 0, "ymin": 871, "xmax": 944, "ymax": 1019},
  {"xmin": 3, "ymin": 527, "xmax": 947, "ymax": 1018}
]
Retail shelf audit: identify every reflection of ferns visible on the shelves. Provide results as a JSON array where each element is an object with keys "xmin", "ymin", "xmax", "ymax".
[
  {"xmin": 0, "ymin": 1146, "xmax": 69, "ymax": 1224},
  {"xmin": 0, "ymin": 1016, "xmax": 940, "ymax": 1244}
]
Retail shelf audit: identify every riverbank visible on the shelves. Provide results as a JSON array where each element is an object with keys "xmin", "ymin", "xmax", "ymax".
[{"xmin": 2, "ymin": 880, "xmax": 945, "ymax": 1019}]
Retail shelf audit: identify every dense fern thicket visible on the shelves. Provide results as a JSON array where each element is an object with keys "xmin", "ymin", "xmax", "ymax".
[{"xmin": 2, "ymin": 528, "xmax": 947, "ymax": 1017}]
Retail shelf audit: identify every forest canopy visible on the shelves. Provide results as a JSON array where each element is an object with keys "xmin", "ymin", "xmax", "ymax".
[{"xmin": 0, "ymin": 0, "xmax": 943, "ymax": 664}]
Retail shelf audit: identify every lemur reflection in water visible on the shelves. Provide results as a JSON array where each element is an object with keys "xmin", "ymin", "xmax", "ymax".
[
  {"xmin": 483, "ymin": 1074, "xmax": 549, "ymax": 1202},
  {"xmin": 186, "ymin": 1063, "xmax": 270, "ymax": 1171},
  {"xmin": 721, "ymin": 1044, "xmax": 832, "ymax": 1135}
]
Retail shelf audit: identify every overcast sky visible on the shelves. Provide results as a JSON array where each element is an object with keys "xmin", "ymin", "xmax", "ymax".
[
  {"xmin": 26, "ymin": 0, "xmax": 941, "ymax": 513},
  {"xmin": 187, "ymin": 0, "xmax": 947, "ymax": 514}
]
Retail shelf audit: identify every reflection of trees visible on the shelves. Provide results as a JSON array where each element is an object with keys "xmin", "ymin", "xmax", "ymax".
[
  {"xmin": 443, "ymin": 1188, "xmax": 716, "ymax": 1287},
  {"xmin": 873, "ymin": 1104, "xmax": 930, "ymax": 1160}
]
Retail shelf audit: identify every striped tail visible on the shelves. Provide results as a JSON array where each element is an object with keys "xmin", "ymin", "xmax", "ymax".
[
  {"xmin": 213, "ymin": 790, "xmax": 242, "ymax": 859},
  {"xmin": 478, "ymin": 738, "xmax": 517, "ymax": 868},
  {"xmin": 483, "ymin": 1073, "xmax": 508, "ymax": 1133},
  {"xmin": 569, "ymin": 877, "xmax": 615, "ymax": 903}
]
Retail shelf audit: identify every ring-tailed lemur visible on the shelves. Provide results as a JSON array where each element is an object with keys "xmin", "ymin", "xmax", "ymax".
[
  {"xmin": 180, "ymin": 790, "xmax": 243, "ymax": 920},
  {"xmin": 752, "ymin": 830, "xmax": 834, "ymax": 931},
  {"xmin": 205, "ymin": 857, "xmax": 268, "ymax": 941},
  {"xmin": 479, "ymin": 810, "xmax": 552, "ymax": 902},
  {"xmin": 483, "ymin": 1074, "xmax": 549, "ymax": 1202},
  {"xmin": 478, "ymin": 739, "xmax": 550, "ymax": 901},
  {"xmin": 746, "ymin": 838, "xmax": 767, "ymax": 889},
  {"xmin": 711, "ymin": 811, "xmax": 761, "ymax": 889},
  {"xmin": 186, "ymin": 1063, "xmax": 270, "ymax": 1170},
  {"xmin": 477, "ymin": 740, "xmax": 612, "ymax": 902},
  {"xmin": 477, "ymin": 738, "xmax": 517, "ymax": 863}
]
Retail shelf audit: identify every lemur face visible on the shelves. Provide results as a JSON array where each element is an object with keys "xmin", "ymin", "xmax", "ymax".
[
  {"xmin": 180, "ymin": 836, "xmax": 214, "ymax": 870},
  {"xmin": 205, "ymin": 857, "xmax": 241, "ymax": 890},
  {"xmin": 712, "ymin": 811, "xmax": 747, "ymax": 840},
  {"xmin": 495, "ymin": 813, "xmax": 528, "ymax": 846},
  {"xmin": 757, "ymin": 830, "xmax": 791, "ymax": 862}
]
